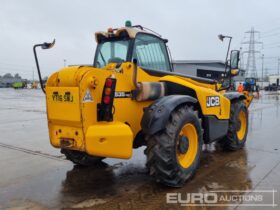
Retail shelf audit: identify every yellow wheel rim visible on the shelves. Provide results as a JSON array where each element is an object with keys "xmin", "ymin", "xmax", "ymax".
[
  {"xmin": 237, "ymin": 111, "xmax": 247, "ymax": 141},
  {"xmin": 177, "ymin": 123, "xmax": 198, "ymax": 168}
]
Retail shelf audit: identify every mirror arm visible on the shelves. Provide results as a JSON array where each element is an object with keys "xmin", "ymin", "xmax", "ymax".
[
  {"xmin": 32, "ymin": 39, "xmax": 55, "ymax": 94},
  {"xmin": 33, "ymin": 44, "xmax": 45, "ymax": 94},
  {"xmin": 223, "ymin": 37, "xmax": 232, "ymax": 76},
  {"xmin": 219, "ymin": 37, "xmax": 233, "ymax": 91}
]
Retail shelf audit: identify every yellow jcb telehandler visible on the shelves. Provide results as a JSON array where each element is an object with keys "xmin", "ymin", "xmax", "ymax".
[{"xmin": 33, "ymin": 21, "xmax": 253, "ymax": 187}]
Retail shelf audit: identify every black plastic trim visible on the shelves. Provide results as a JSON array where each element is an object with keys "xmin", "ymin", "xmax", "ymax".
[
  {"xmin": 224, "ymin": 92, "xmax": 246, "ymax": 101},
  {"xmin": 203, "ymin": 115, "xmax": 228, "ymax": 143},
  {"xmin": 141, "ymin": 95, "xmax": 197, "ymax": 135},
  {"xmin": 142, "ymin": 68, "xmax": 217, "ymax": 84}
]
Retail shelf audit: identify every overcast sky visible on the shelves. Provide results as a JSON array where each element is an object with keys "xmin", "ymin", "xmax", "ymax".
[{"xmin": 1, "ymin": 0, "xmax": 280, "ymax": 79}]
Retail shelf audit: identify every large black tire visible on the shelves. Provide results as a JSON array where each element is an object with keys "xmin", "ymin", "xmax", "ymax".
[
  {"xmin": 219, "ymin": 100, "xmax": 248, "ymax": 150},
  {"xmin": 145, "ymin": 105, "xmax": 203, "ymax": 187},
  {"xmin": 61, "ymin": 149, "xmax": 104, "ymax": 166}
]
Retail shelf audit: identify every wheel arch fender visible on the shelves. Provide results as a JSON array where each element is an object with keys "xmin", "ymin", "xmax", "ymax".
[
  {"xmin": 141, "ymin": 95, "xmax": 197, "ymax": 135},
  {"xmin": 224, "ymin": 92, "xmax": 246, "ymax": 102}
]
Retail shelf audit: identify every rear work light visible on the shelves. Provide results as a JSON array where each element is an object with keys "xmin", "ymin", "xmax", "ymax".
[{"xmin": 97, "ymin": 77, "xmax": 117, "ymax": 121}]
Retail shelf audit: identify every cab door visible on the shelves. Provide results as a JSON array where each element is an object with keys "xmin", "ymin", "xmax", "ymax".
[{"xmin": 132, "ymin": 33, "xmax": 172, "ymax": 73}]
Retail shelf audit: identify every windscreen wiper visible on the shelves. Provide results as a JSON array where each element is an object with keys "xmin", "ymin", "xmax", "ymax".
[{"xmin": 99, "ymin": 51, "xmax": 106, "ymax": 66}]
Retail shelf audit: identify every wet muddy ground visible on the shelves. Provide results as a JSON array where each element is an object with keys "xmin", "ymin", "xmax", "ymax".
[{"xmin": 0, "ymin": 89, "xmax": 279, "ymax": 209}]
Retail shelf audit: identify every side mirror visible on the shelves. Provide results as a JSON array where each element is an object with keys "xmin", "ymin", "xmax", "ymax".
[
  {"xmin": 230, "ymin": 50, "xmax": 240, "ymax": 76},
  {"xmin": 41, "ymin": 39, "xmax": 56, "ymax": 49}
]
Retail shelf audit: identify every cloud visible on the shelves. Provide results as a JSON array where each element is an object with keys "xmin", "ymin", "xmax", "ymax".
[{"xmin": 0, "ymin": 0, "xmax": 279, "ymax": 78}]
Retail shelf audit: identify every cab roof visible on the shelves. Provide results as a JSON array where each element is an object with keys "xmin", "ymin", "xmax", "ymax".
[{"xmin": 95, "ymin": 27, "xmax": 156, "ymax": 43}]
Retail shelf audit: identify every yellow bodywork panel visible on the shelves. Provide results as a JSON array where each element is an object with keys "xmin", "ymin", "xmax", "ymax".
[
  {"xmin": 78, "ymin": 63, "xmax": 158, "ymax": 140},
  {"xmin": 46, "ymin": 86, "xmax": 84, "ymax": 150},
  {"xmin": 48, "ymin": 124, "xmax": 84, "ymax": 150},
  {"xmin": 160, "ymin": 76, "xmax": 230, "ymax": 119},
  {"xmin": 85, "ymin": 121, "xmax": 133, "ymax": 159}
]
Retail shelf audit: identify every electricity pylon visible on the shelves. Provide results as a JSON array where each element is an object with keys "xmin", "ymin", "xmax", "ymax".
[{"xmin": 242, "ymin": 27, "xmax": 262, "ymax": 78}]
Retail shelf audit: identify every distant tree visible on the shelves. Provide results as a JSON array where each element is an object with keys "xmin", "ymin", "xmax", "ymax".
[
  {"xmin": 3, "ymin": 73, "xmax": 13, "ymax": 78},
  {"xmin": 14, "ymin": 73, "xmax": 21, "ymax": 79}
]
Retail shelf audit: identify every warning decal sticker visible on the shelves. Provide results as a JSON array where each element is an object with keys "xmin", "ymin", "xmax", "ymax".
[{"xmin": 83, "ymin": 88, "xmax": 93, "ymax": 102}]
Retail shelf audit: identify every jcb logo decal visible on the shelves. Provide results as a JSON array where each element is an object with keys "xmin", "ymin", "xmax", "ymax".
[{"xmin": 206, "ymin": 96, "xmax": 220, "ymax": 107}]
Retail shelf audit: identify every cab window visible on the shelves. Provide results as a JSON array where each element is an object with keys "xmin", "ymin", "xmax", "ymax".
[
  {"xmin": 132, "ymin": 33, "xmax": 171, "ymax": 72},
  {"xmin": 95, "ymin": 39, "xmax": 130, "ymax": 68}
]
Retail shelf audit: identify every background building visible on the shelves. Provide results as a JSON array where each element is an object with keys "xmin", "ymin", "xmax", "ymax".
[
  {"xmin": 172, "ymin": 60, "xmax": 245, "ymax": 82},
  {"xmin": 268, "ymin": 75, "xmax": 280, "ymax": 86}
]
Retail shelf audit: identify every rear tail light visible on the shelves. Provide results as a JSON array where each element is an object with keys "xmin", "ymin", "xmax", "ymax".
[
  {"xmin": 97, "ymin": 77, "xmax": 117, "ymax": 121},
  {"xmin": 104, "ymin": 88, "xmax": 112, "ymax": 96},
  {"xmin": 105, "ymin": 78, "xmax": 113, "ymax": 88},
  {"xmin": 103, "ymin": 95, "xmax": 111, "ymax": 104}
]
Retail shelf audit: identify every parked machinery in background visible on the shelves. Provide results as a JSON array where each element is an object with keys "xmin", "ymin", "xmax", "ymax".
[{"xmin": 243, "ymin": 77, "xmax": 257, "ymax": 92}]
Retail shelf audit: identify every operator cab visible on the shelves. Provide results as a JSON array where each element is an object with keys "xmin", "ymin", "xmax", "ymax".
[{"xmin": 94, "ymin": 25, "xmax": 172, "ymax": 73}]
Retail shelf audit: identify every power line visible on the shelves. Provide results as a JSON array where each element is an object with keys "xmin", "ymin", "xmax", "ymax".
[
  {"xmin": 263, "ymin": 45, "xmax": 280, "ymax": 49},
  {"xmin": 261, "ymin": 32, "xmax": 280, "ymax": 38},
  {"xmin": 254, "ymin": 17, "xmax": 280, "ymax": 29},
  {"xmin": 0, "ymin": 61, "xmax": 34, "ymax": 68},
  {"xmin": 263, "ymin": 41, "xmax": 280, "ymax": 46},
  {"xmin": 262, "ymin": 27, "xmax": 280, "ymax": 34}
]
